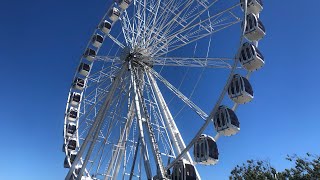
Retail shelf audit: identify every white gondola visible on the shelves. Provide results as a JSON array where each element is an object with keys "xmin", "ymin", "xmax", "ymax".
[
  {"xmin": 67, "ymin": 107, "xmax": 78, "ymax": 121},
  {"xmin": 69, "ymin": 92, "xmax": 81, "ymax": 107},
  {"xmin": 239, "ymin": 42, "xmax": 265, "ymax": 71},
  {"xmin": 78, "ymin": 63, "xmax": 91, "ymax": 77},
  {"xmin": 244, "ymin": 13, "xmax": 266, "ymax": 41},
  {"xmin": 99, "ymin": 20, "xmax": 112, "ymax": 34},
  {"xmin": 66, "ymin": 122, "xmax": 77, "ymax": 137},
  {"xmin": 91, "ymin": 34, "xmax": 104, "ymax": 48},
  {"xmin": 214, "ymin": 106, "xmax": 240, "ymax": 136},
  {"xmin": 172, "ymin": 159, "xmax": 197, "ymax": 180},
  {"xmin": 240, "ymin": 0, "xmax": 263, "ymax": 14},
  {"xmin": 83, "ymin": 48, "xmax": 96, "ymax": 62},
  {"xmin": 117, "ymin": 0, "xmax": 132, "ymax": 10},
  {"xmin": 70, "ymin": 165, "xmax": 82, "ymax": 179},
  {"xmin": 108, "ymin": 7, "xmax": 120, "ymax": 22},
  {"xmin": 64, "ymin": 151, "xmax": 77, "ymax": 168},
  {"xmin": 194, "ymin": 134, "xmax": 219, "ymax": 165},
  {"xmin": 228, "ymin": 74, "xmax": 254, "ymax": 104},
  {"xmin": 73, "ymin": 77, "xmax": 86, "ymax": 91},
  {"xmin": 66, "ymin": 138, "xmax": 77, "ymax": 151}
]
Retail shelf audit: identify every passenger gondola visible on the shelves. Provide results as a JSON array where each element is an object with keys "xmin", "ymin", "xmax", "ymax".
[
  {"xmin": 64, "ymin": 151, "xmax": 77, "ymax": 168},
  {"xmin": 228, "ymin": 74, "xmax": 254, "ymax": 104},
  {"xmin": 66, "ymin": 122, "xmax": 77, "ymax": 137},
  {"xmin": 67, "ymin": 138, "xmax": 77, "ymax": 151},
  {"xmin": 69, "ymin": 92, "xmax": 81, "ymax": 107},
  {"xmin": 78, "ymin": 63, "xmax": 91, "ymax": 77},
  {"xmin": 83, "ymin": 48, "xmax": 96, "ymax": 62},
  {"xmin": 194, "ymin": 134, "xmax": 219, "ymax": 165},
  {"xmin": 108, "ymin": 7, "xmax": 120, "ymax": 22},
  {"xmin": 172, "ymin": 159, "xmax": 197, "ymax": 180},
  {"xmin": 73, "ymin": 77, "xmax": 86, "ymax": 91},
  {"xmin": 92, "ymin": 34, "xmax": 104, "ymax": 48},
  {"xmin": 244, "ymin": 13, "xmax": 266, "ymax": 41},
  {"xmin": 67, "ymin": 107, "xmax": 78, "ymax": 121},
  {"xmin": 240, "ymin": 0, "xmax": 263, "ymax": 14},
  {"xmin": 117, "ymin": 0, "xmax": 132, "ymax": 10},
  {"xmin": 214, "ymin": 106, "xmax": 240, "ymax": 136},
  {"xmin": 99, "ymin": 20, "xmax": 112, "ymax": 34},
  {"xmin": 239, "ymin": 42, "xmax": 265, "ymax": 71}
]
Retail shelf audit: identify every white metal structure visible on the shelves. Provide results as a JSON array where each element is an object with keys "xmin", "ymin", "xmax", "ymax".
[{"xmin": 62, "ymin": 0, "xmax": 266, "ymax": 179}]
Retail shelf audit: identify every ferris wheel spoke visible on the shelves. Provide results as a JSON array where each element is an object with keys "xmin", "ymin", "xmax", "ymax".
[
  {"xmin": 144, "ymin": 73, "xmax": 177, "ymax": 157},
  {"xmin": 106, "ymin": 33, "xmax": 126, "ymax": 49},
  {"xmin": 147, "ymin": 67, "xmax": 208, "ymax": 120},
  {"xmin": 144, "ymin": 0, "xmax": 193, "ymax": 48},
  {"xmin": 148, "ymin": 3, "xmax": 241, "ymax": 56},
  {"xmin": 146, "ymin": 70, "xmax": 201, "ymax": 179},
  {"xmin": 95, "ymin": 56, "xmax": 122, "ymax": 64},
  {"xmin": 86, "ymin": 85, "xmax": 132, "ymax": 178},
  {"xmin": 103, "ymin": 101, "xmax": 135, "ymax": 179},
  {"xmin": 66, "ymin": 64, "xmax": 129, "ymax": 180},
  {"xmin": 78, "ymin": 85, "xmax": 129, "ymax": 179},
  {"xmin": 148, "ymin": 0, "xmax": 216, "ymax": 47},
  {"xmin": 120, "ymin": 11, "xmax": 134, "ymax": 47},
  {"xmin": 150, "ymin": 57, "xmax": 235, "ymax": 68},
  {"xmin": 144, "ymin": 0, "xmax": 212, "ymax": 47},
  {"xmin": 131, "ymin": 67, "xmax": 154, "ymax": 179}
]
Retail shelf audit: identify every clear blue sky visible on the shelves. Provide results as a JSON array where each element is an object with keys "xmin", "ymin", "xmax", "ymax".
[{"xmin": 1, "ymin": 0, "xmax": 320, "ymax": 179}]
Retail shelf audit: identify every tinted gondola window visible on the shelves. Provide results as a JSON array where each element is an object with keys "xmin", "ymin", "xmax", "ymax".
[
  {"xmin": 249, "ymin": 18, "xmax": 253, "ymax": 29},
  {"xmin": 221, "ymin": 111, "xmax": 226, "ymax": 126},
  {"xmin": 246, "ymin": 47, "xmax": 252, "ymax": 59},
  {"xmin": 230, "ymin": 81, "xmax": 235, "ymax": 94},
  {"xmin": 70, "ymin": 154, "xmax": 76, "ymax": 164},
  {"xmin": 239, "ymin": 77, "xmax": 244, "ymax": 91},
  {"xmin": 215, "ymin": 114, "xmax": 221, "ymax": 128},
  {"xmin": 105, "ymin": 22, "xmax": 111, "ymax": 28},
  {"xmin": 67, "ymin": 124, "xmax": 76, "ymax": 134},
  {"xmin": 202, "ymin": 141, "xmax": 207, "ymax": 158},
  {"xmin": 228, "ymin": 109, "xmax": 239, "ymax": 127},
  {"xmin": 243, "ymin": 78, "xmax": 254, "ymax": 96},
  {"xmin": 241, "ymin": 50, "xmax": 246, "ymax": 61},
  {"xmin": 185, "ymin": 164, "xmax": 197, "ymax": 180},
  {"xmin": 70, "ymin": 111, "xmax": 77, "ymax": 118},
  {"xmin": 208, "ymin": 140, "xmax": 218, "ymax": 159},
  {"xmin": 96, "ymin": 35, "xmax": 103, "ymax": 43},
  {"xmin": 64, "ymin": 157, "xmax": 70, "ymax": 168},
  {"xmin": 196, "ymin": 143, "xmax": 201, "ymax": 157},
  {"xmin": 75, "ymin": 78, "xmax": 84, "ymax": 86},
  {"xmin": 73, "ymin": 94, "xmax": 80, "ymax": 102},
  {"xmin": 83, "ymin": 63, "xmax": 90, "ymax": 71},
  {"xmin": 85, "ymin": 48, "xmax": 96, "ymax": 56},
  {"xmin": 68, "ymin": 140, "xmax": 77, "ymax": 150},
  {"xmin": 235, "ymin": 77, "xmax": 240, "ymax": 94}
]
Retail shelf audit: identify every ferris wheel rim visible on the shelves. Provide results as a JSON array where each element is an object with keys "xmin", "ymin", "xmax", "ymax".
[{"xmin": 62, "ymin": 0, "xmax": 260, "ymax": 179}]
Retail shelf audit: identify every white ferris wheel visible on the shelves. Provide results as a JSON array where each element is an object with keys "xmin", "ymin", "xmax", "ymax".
[{"xmin": 62, "ymin": 0, "xmax": 266, "ymax": 179}]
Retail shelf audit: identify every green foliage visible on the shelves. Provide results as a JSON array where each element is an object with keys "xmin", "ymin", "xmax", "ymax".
[{"xmin": 229, "ymin": 153, "xmax": 320, "ymax": 180}]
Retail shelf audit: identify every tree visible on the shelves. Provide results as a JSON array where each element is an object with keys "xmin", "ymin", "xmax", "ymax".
[{"xmin": 229, "ymin": 153, "xmax": 320, "ymax": 180}]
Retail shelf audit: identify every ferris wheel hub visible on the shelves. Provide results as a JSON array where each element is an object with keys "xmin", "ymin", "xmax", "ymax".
[{"xmin": 120, "ymin": 47, "xmax": 153, "ymax": 68}]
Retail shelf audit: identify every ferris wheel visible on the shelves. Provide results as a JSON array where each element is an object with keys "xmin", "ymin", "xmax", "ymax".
[{"xmin": 62, "ymin": 0, "xmax": 266, "ymax": 179}]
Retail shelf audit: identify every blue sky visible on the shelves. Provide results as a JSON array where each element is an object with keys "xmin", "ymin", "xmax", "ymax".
[{"xmin": 1, "ymin": 0, "xmax": 320, "ymax": 179}]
